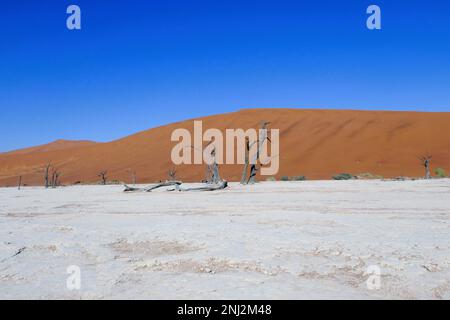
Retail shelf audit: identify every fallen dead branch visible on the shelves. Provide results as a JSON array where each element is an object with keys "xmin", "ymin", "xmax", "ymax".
[
  {"xmin": 123, "ymin": 180, "xmax": 228, "ymax": 192},
  {"xmin": 0, "ymin": 247, "xmax": 26, "ymax": 263},
  {"xmin": 123, "ymin": 181, "xmax": 182, "ymax": 192},
  {"xmin": 175, "ymin": 180, "xmax": 228, "ymax": 192},
  {"xmin": 124, "ymin": 138, "xmax": 228, "ymax": 193}
]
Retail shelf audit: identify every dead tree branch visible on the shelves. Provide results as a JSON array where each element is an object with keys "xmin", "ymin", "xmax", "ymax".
[
  {"xmin": 418, "ymin": 155, "xmax": 432, "ymax": 179},
  {"xmin": 123, "ymin": 181, "xmax": 182, "ymax": 192},
  {"xmin": 51, "ymin": 167, "xmax": 61, "ymax": 188},
  {"xmin": 240, "ymin": 137, "xmax": 250, "ymax": 184},
  {"xmin": 168, "ymin": 168, "xmax": 177, "ymax": 181},
  {"xmin": 44, "ymin": 162, "xmax": 52, "ymax": 188},
  {"xmin": 205, "ymin": 145, "xmax": 221, "ymax": 184},
  {"xmin": 242, "ymin": 121, "xmax": 271, "ymax": 185},
  {"xmin": 98, "ymin": 170, "xmax": 108, "ymax": 185},
  {"xmin": 176, "ymin": 180, "xmax": 228, "ymax": 192}
]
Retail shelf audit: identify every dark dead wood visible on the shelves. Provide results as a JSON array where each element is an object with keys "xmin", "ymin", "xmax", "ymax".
[
  {"xmin": 241, "ymin": 121, "xmax": 271, "ymax": 185},
  {"xmin": 13, "ymin": 247, "xmax": 26, "ymax": 257},
  {"xmin": 123, "ymin": 185, "xmax": 143, "ymax": 192},
  {"xmin": 123, "ymin": 181, "xmax": 182, "ymax": 192},
  {"xmin": 44, "ymin": 162, "xmax": 52, "ymax": 188},
  {"xmin": 240, "ymin": 137, "xmax": 250, "ymax": 184},
  {"xmin": 168, "ymin": 168, "xmax": 177, "ymax": 181},
  {"xmin": 98, "ymin": 170, "xmax": 108, "ymax": 185},
  {"xmin": 146, "ymin": 181, "xmax": 182, "ymax": 192},
  {"xmin": 418, "ymin": 154, "xmax": 432, "ymax": 179},
  {"xmin": 51, "ymin": 168, "xmax": 61, "ymax": 188},
  {"xmin": 247, "ymin": 121, "xmax": 270, "ymax": 184},
  {"xmin": 0, "ymin": 247, "xmax": 26, "ymax": 263},
  {"xmin": 176, "ymin": 180, "xmax": 228, "ymax": 192}
]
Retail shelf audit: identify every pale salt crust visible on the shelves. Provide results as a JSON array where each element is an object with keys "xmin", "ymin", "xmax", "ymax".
[{"xmin": 0, "ymin": 180, "xmax": 449, "ymax": 299}]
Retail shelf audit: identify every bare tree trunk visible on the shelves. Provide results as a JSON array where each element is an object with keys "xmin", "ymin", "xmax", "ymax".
[
  {"xmin": 98, "ymin": 171, "xmax": 108, "ymax": 185},
  {"xmin": 419, "ymin": 155, "xmax": 432, "ymax": 179},
  {"xmin": 146, "ymin": 181, "xmax": 182, "ymax": 192},
  {"xmin": 124, "ymin": 181, "xmax": 182, "ymax": 192},
  {"xmin": 247, "ymin": 164, "xmax": 258, "ymax": 184},
  {"xmin": 124, "ymin": 180, "xmax": 227, "ymax": 192},
  {"xmin": 44, "ymin": 163, "xmax": 51, "ymax": 188},
  {"xmin": 51, "ymin": 171, "xmax": 56, "ymax": 188},
  {"xmin": 176, "ymin": 180, "xmax": 228, "ymax": 192},
  {"xmin": 206, "ymin": 146, "xmax": 221, "ymax": 184},
  {"xmin": 168, "ymin": 169, "xmax": 177, "ymax": 181},
  {"xmin": 50, "ymin": 169, "xmax": 60, "ymax": 188},
  {"xmin": 208, "ymin": 159, "xmax": 220, "ymax": 184},
  {"xmin": 247, "ymin": 121, "xmax": 270, "ymax": 184},
  {"xmin": 125, "ymin": 142, "xmax": 226, "ymax": 194},
  {"xmin": 204, "ymin": 165, "xmax": 212, "ymax": 183},
  {"xmin": 240, "ymin": 138, "xmax": 250, "ymax": 184},
  {"xmin": 212, "ymin": 162, "xmax": 221, "ymax": 184}
]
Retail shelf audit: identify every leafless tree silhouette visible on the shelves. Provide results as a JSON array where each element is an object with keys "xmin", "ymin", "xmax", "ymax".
[
  {"xmin": 44, "ymin": 162, "xmax": 52, "ymax": 188},
  {"xmin": 240, "ymin": 137, "xmax": 250, "ymax": 184},
  {"xmin": 203, "ymin": 141, "xmax": 222, "ymax": 184},
  {"xmin": 98, "ymin": 170, "xmax": 108, "ymax": 185},
  {"xmin": 124, "ymin": 138, "xmax": 227, "ymax": 193},
  {"xmin": 51, "ymin": 167, "xmax": 61, "ymax": 188},
  {"xmin": 242, "ymin": 121, "xmax": 271, "ymax": 185},
  {"xmin": 168, "ymin": 168, "xmax": 177, "ymax": 181},
  {"xmin": 418, "ymin": 155, "xmax": 432, "ymax": 179}
]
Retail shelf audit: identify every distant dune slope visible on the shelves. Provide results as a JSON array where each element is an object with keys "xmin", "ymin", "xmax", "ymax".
[
  {"xmin": 1, "ymin": 109, "xmax": 449, "ymax": 186},
  {"xmin": 4, "ymin": 139, "xmax": 97, "ymax": 156}
]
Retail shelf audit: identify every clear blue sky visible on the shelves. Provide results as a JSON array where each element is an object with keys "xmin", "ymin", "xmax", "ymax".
[{"xmin": 1, "ymin": 0, "xmax": 449, "ymax": 151}]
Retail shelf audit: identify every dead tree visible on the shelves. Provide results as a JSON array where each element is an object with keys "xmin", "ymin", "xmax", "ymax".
[
  {"xmin": 51, "ymin": 168, "xmax": 61, "ymax": 188},
  {"xmin": 98, "ymin": 170, "xmax": 108, "ymax": 185},
  {"xmin": 176, "ymin": 180, "xmax": 228, "ymax": 192},
  {"xmin": 211, "ymin": 159, "xmax": 221, "ymax": 184},
  {"xmin": 209, "ymin": 151, "xmax": 220, "ymax": 184},
  {"xmin": 189, "ymin": 143, "xmax": 223, "ymax": 185},
  {"xmin": 124, "ymin": 139, "xmax": 228, "ymax": 193},
  {"xmin": 240, "ymin": 137, "xmax": 250, "ymax": 184},
  {"xmin": 204, "ymin": 143, "xmax": 222, "ymax": 184},
  {"xmin": 242, "ymin": 121, "xmax": 271, "ymax": 184},
  {"xmin": 168, "ymin": 168, "xmax": 177, "ymax": 181},
  {"xmin": 124, "ymin": 181, "xmax": 182, "ymax": 192},
  {"xmin": 124, "ymin": 179, "xmax": 227, "ymax": 192},
  {"xmin": 174, "ymin": 150, "xmax": 227, "ymax": 190},
  {"xmin": 44, "ymin": 162, "xmax": 52, "ymax": 188},
  {"xmin": 419, "ymin": 155, "xmax": 432, "ymax": 179},
  {"xmin": 51, "ymin": 170, "xmax": 56, "ymax": 188},
  {"xmin": 55, "ymin": 171, "xmax": 60, "ymax": 187},
  {"xmin": 18, "ymin": 176, "xmax": 22, "ymax": 190}
]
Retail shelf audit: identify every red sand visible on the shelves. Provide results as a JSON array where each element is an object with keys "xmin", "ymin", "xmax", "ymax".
[
  {"xmin": 1, "ymin": 109, "xmax": 449, "ymax": 186},
  {"xmin": 4, "ymin": 139, "xmax": 97, "ymax": 156}
]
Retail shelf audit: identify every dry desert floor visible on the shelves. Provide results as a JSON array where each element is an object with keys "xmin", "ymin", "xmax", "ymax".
[{"xmin": 1, "ymin": 180, "xmax": 449, "ymax": 299}]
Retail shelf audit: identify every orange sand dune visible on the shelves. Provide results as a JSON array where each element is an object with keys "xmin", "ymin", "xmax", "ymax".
[
  {"xmin": 1, "ymin": 109, "xmax": 449, "ymax": 186},
  {"xmin": 4, "ymin": 139, "xmax": 97, "ymax": 156}
]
